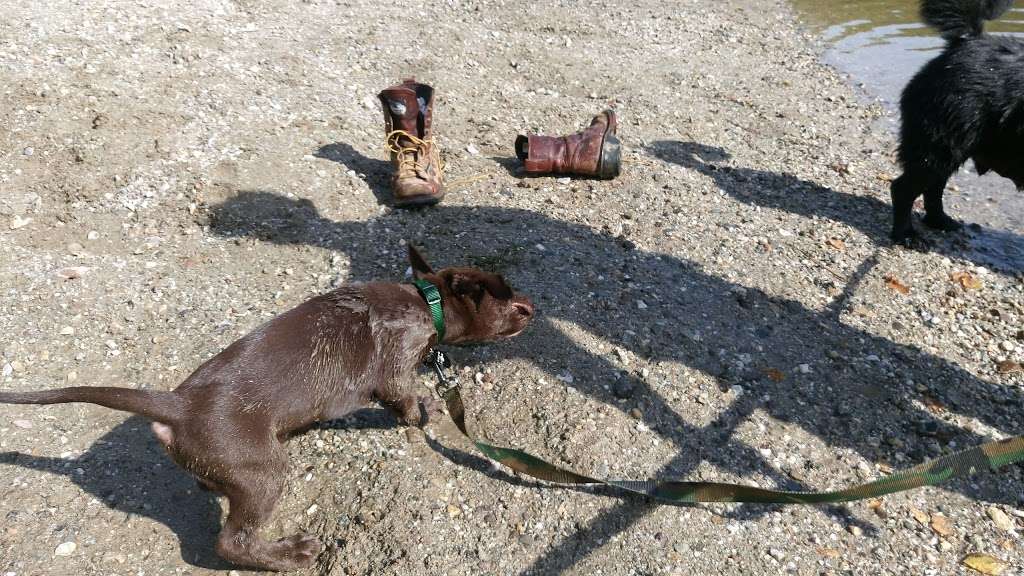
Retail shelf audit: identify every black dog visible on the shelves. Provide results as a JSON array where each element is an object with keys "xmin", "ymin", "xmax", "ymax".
[{"xmin": 891, "ymin": 0, "xmax": 1024, "ymax": 246}]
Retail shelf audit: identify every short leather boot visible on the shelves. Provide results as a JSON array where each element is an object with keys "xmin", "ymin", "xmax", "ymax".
[
  {"xmin": 379, "ymin": 79, "xmax": 444, "ymax": 206},
  {"xmin": 514, "ymin": 110, "xmax": 621, "ymax": 179}
]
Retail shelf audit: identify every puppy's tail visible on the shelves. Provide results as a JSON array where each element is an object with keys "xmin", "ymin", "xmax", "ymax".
[
  {"xmin": 921, "ymin": 0, "xmax": 1015, "ymax": 39},
  {"xmin": 0, "ymin": 386, "xmax": 182, "ymax": 424}
]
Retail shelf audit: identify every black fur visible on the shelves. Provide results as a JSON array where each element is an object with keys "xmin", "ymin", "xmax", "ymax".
[{"xmin": 890, "ymin": 0, "xmax": 1024, "ymax": 246}]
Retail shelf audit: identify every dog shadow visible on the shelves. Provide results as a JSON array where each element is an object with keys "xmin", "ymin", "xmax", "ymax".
[
  {"xmin": 315, "ymin": 142, "xmax": 393, "ymax": 206},
  {"xmin": 647, "ymin": 140, "xmax": 1024, "ymax": 271},
  {"xmin": 0, "ymin": 416, "xmax": 229, "ymax": 569}
]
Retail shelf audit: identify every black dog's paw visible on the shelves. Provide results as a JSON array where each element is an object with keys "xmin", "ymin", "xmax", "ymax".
[
  {"xmin": 922, "ymin": 212, "xmax": 963, "ymax": 232},
  {"xmin": 891, "ymin": 227, "xmax": 933, "ymax": 251}
]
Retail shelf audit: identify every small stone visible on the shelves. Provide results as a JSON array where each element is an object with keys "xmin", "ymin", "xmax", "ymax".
[
  {"xmin": 66, "ymin": 242, "xmax": 84, "ymax": 255},
  {"xmin": 730, "ymin": 384, "xmax": 744, "ymax": 396},
  {"xmin": 23, "ymin": 147, "xmax": 34, "ymax": 156},
  {"xmin": 104, "ymin": 339, "xmax": 117, "ymax": 350},
  {"xmin": 769, "ymin": 548, "xmax": 785, "ymax": 561},
  {"xmin": 362, "ymin": 94, "xmax": 377, "ymax": 110},
  {"xmin": 636, "ymin": 300, "xmax": 648, "ymax": 310},
  {"xmin": 996, "ymin": 360, "xmax": 1022, "ymax": 374},
  {"xmin": 613, "ymin": 348, "xmax": 630, "ymax": 366},
  {"xmin": 86, "ymin": 230, "xmax": 100, "ymax": 240},
  {"xmin": 1000, "ymin": 341, "xmax": 1015, "ymax": 352},
  {"xmin": 59, "ymin": 326, "xmax": 75, "ymax": 336},
  {"xmin": 54, "ymin": 541, "xmax": 76, "ymax": 556},
  {"xmin": 465, "ymin": 144, "xmax": 479, "ymax": 155},
  {"xmin": 56, "ymin": 266, "xmax": 90, "ymax": 280},
  {"xmin": 10, "ymin": 216, "xmax": 32, "ymax": 230},
  {"xmin": 847, "ymin": 525, "xmax": 862, "ymax": 537},
  {"xmin": 987, "ymin": 507, "xmax": 1015, "ymax": 532},
  {"xmin": 797, "ymin": 363, "xmax": 812, "ymax": 374},
  {"xmin": 305, "ymin": 504, "xmax": 318, "ymax": 516},
  {"xmin": 446, "ymin": 504, "xmax": 462, "ymax": 518},
  {"xmin": 931, "ymin": 513, "xmax": 953, "ymax": 537},
  {"xmin": 12, "ymin": 419, "xmax": 33, "ymax": 429},
  {"xmin": 613, "ymin": 380, "xmax": 635, "ymax": 399},
  {"xmin": 628, "ymin": 408, "xmax": 643, "ymax": 419}
]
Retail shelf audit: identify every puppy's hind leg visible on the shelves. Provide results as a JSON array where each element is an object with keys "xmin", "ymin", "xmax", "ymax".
[{"xmin": 212, "ymin": 447, "xmax": 321, "ymax": 571}]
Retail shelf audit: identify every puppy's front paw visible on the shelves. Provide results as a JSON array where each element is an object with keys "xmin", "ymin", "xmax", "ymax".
[
  {"xmin": 922, "ymin": 212, "xmax": 963, "ymax": 232},
  {"xmin": 268, "ymin": 533, "xmax": 321, "ymax": 570}
]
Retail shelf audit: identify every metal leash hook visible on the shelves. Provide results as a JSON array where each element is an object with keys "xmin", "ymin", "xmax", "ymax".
[{"xmin": 425, "ymin": 348, "xmax": 457, "ymax": 398}]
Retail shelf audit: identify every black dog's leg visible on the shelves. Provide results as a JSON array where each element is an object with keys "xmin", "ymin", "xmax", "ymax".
[
  {"xmin": 921, "ymin": 178, "xmax": 962, "ymax": 232},
  {"xmin": 890, "ymin": 172, "xmax": 926, "ymax": 246}
]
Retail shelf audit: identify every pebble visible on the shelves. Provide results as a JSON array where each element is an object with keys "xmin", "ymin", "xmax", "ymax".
[
  {"xmin": 56, "ymin": 266, "xmax": 90, "ymax": 280},
  {"xmin": 769, "ymin": 548, "xmax": 785, "ymax": 561},
  {"xmin": 465, "ymin": 144, "xmax": 479, "ymax": 155},
  {"xmin": 614, "ymin": 347, "xmax": 630, "ymax": 365},
  {"xmin": 23, "ymin": 147, "xmax": 33, "ymax": 156},
  {"xmin": 12, "ymin": 419, "xmax": 33, "ymax": 429},
  {"xmin": 54, "ymin": 542, "xmax": 76, "ymax": 556},
  {"xmin": 987, "ymin": 507, "xmax": 1014, "ymax": 532},
  {"xmin": 613, "ymin": 380, "xmax": 635, "ymax": 399},
  {"xmin": 9, "ymin": 216, "xmax": 32, "ymax": 230},
  {"xmin": 628, "ymin": 408, "xmax": 643, "ymax": 419},
  {"xmin": 847, "ymin": 525, "xmax": 862, "ymax": 537},
  {"xmin": 306, "ymin": 504, "xmax": 318, "ymax": 516},
  {"xmin": 59, "ymin": 326, "xmax": 74, "ymax": 336}
]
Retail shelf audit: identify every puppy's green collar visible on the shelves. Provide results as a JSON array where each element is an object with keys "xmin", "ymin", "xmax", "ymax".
[{"xmin": 413, "ymin": 278, "xmax": 445, "ymax": 343}]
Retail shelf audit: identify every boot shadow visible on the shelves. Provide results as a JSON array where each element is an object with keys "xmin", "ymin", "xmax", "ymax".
[
  {"xmin": 0, "ymin": 416, "xmax": 228, "ymax": 569},
  {"xmin": 490, "ymin": 155, "xmax": 524, "ymax": 178},
  {"xmin": 315, "ymin": 142, "xmax": 393, "ymax": 206}
]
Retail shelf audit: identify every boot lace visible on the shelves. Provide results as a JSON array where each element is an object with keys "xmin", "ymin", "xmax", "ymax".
[{"xmin": 385, "ymin": 130, "xmax": 443, "ymax": 179}]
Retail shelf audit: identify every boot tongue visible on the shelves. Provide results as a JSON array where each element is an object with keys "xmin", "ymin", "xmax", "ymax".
[{"xmin": 379, "ymin": 86, "xmax": 421, "ymax": 136}]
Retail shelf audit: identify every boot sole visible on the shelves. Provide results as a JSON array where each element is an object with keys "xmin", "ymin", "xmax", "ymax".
[
  {"xmin": 394, "ymin": 193, "xmax": 444, "ymax": 208},
  {"xmin": 597, "ymin": 110, "xmax": 621, "ymax": 179}
]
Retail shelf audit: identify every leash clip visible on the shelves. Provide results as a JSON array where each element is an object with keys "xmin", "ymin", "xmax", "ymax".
[{"xmin": 425, "ymin": 349, "xmax": 457, "ymax": 398}]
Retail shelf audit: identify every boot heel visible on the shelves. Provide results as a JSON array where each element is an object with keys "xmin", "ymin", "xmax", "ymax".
[{"xmin": 598, "ymin": 133, "xmax": 621, "ymax": 179}]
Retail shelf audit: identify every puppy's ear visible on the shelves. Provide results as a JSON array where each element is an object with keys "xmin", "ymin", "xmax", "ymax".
[
  {"xmin": 407, "ymin": 243, "xmax": 434, "ymax": 278},
  {"xmin": 480, "ymin": 274, "xmax": 513, "ymax": 299},
  {"xmin": 447, "ymin": 272, "xmax": 484, "ymax": 300}
]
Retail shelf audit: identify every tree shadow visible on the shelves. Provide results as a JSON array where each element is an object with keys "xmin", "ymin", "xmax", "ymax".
[
  {"xmin": 205, "ymin": 191, "xmax": 1023, "ymax": 574},
  {"xmin": 647, "ymin": 140, "xmax": 1024, "ymax": 272},
  {"xmin": 315, "ymin": 141, "xmax": 393, "ymax": 206},
  {"xmin": 0, "ymin": 416, "xmax": 228, "ymax": 569}
]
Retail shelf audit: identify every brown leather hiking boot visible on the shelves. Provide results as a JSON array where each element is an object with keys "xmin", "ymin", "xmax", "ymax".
[
  {"xmin": 379, "ymin": 79, "xmax": 444, "ymax": 207},
  {"xmin": 514, "ymin": 110, "xmax": 621, "ymax": 179}
]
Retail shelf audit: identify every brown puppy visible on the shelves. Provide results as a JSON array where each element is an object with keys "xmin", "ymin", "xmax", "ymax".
[{"xmin": 0, "ymin": 245, "xmax": 533, "ymax": 571}]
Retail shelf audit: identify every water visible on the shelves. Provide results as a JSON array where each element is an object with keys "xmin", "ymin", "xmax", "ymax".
[{"xmin": 791, "ymin": 0, "xmax": 1024, "ymax": 270}]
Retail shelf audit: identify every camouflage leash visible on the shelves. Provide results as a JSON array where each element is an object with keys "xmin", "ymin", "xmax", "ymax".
[{"xmin": 426, "ymin": 350, "xmax": 1024, "ymax": 504}]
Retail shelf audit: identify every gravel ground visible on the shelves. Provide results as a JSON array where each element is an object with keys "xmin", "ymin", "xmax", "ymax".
[{"xmin": 2, "ymin": 1, "xmax": 1024, "ymax": 575}]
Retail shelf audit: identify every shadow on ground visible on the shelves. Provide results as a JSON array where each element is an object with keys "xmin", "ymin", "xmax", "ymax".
[
  {"xmin": 204, "ymin": 163, "xmax": 1023, "ymax": 574},
  {"xmin": 646, "ymin": 140, "xmax": 1024, "ymax": 272},
  {"xmin": 315, "ymin": 141, "xmax": 393, "ymax": 206},
  {"xmin": 0, "ymin": 416, "xmax": 228, "ymax": 569}
]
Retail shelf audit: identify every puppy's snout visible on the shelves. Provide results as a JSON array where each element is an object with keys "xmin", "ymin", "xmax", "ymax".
[{"xmin": 513, "ymin": 301, "xmax": 534, "ymax": 319}]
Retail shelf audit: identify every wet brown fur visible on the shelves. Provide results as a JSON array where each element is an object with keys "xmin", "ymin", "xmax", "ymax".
[{"xmin": 0, "ymin": 245, "xmax": 533, "ymax": 571}]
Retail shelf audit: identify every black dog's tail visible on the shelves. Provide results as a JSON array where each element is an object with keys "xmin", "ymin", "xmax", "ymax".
[
  {"xmin": 921, "ymin": 0, "xmax": 1016, "ymax": 39},
  {"xmin": 0, "ymin": 386, "xmax": 183, "ymax": 424}
]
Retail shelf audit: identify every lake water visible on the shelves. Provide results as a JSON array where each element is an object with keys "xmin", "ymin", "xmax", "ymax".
[{"xmin": 791, "ymin": 0, "xmax": 1024, "ymax": 270}]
